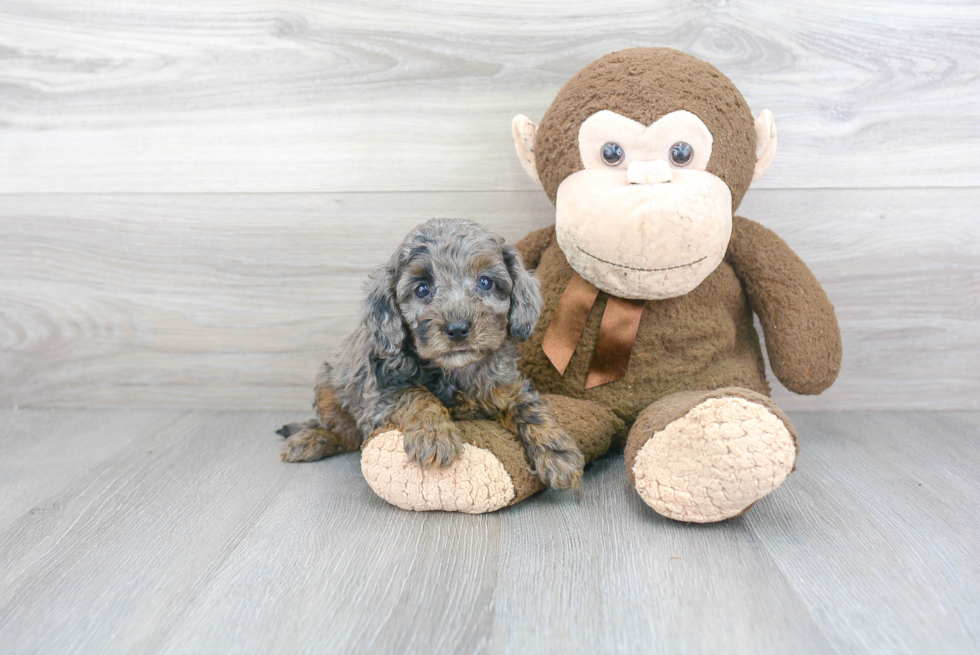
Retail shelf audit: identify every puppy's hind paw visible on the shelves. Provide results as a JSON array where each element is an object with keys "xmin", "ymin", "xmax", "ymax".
[
  {"xmin": 531, "ymin": 440, "xmax": 585, "ymax": 490},
  {"xmin": 276, "ymin": 419, "xmax": 319, "ymax": 438},
  {"xmin": 280, "ymin": 428, "xmax": 344, "ymax": 462}
]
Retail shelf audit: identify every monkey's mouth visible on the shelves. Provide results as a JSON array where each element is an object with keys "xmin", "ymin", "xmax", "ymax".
[{"xmin": 575, "ymin": 246, "xmax": 707, "ymax": 272}]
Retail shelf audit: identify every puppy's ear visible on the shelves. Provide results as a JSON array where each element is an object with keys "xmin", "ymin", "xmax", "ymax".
[
  {"xmin": 502, "ymin": 244, "xmax": 542, "ymax": 341},
  {"xmin": 362, "ymin": 263, "xmax": 405, "ymax": 357}
]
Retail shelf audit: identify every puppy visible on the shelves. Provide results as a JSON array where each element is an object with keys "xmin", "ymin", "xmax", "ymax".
[{"xmin": 277, "ymin": 218, "xmax": 584, "ymax": 489}]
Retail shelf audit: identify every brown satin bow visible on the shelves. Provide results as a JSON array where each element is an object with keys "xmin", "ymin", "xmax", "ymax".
[{"xmin": 541, "ymin": 273, "xmax": 646, "ymax": 389}]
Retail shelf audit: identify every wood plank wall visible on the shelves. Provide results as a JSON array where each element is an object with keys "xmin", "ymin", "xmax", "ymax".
[{"xmin": 1, "ymin": 1, "xmax": 977, "ymax": 410}]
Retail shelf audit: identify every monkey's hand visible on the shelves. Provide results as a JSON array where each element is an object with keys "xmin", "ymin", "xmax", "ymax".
[
  {"xmin": 402, "ymin": 420, "xmax": 464, "ymax": 469},
  {"xmin": 727, "ymin": 216, "xmax": 842, "ymax": 395}
]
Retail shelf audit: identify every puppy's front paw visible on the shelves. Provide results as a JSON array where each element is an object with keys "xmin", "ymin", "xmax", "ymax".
[
  {"xmin": 402, "ymin": 422, "xmax": 464, "ymax": 469},
  {"xmin": 530, "ymin": 432, "xmax": 585, "ymax": 490}
]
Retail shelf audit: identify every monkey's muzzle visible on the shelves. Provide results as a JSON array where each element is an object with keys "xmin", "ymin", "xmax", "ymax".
[
  {"xmin": 555, "ymin": 168, "xmax": 733, "ymax": 300},
  {"xmin": 626, "ymin": 159, "xmax": 673, "ymax": 185}
]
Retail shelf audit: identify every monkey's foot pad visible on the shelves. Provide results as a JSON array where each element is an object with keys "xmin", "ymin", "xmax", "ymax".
[
  {"xmin": 361, "ymin": 399, "xmax": 623, "ymax": 514},
  {"xmin": 362, "ymin": 429, "xmax": 517, "ymax": 514},
  {"xmin": 629, "ymin": 392, "xmax": 798, "ymax": 523}
]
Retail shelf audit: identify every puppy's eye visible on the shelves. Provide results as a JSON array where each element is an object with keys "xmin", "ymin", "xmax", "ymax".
[
  {"xmin": 414, "ymin": 283, "xmax": 430, "ymax": 298},
  {"xmin": 601, "ymin": 142, "xmax": 625, "ymax": 166},
  {"xmin": 669, "ymin": 141, "xmax": 693, "ymax": 167},
  {"xmin": 477, "ymin": 276, "xmax": 494, "ymax": 291}
]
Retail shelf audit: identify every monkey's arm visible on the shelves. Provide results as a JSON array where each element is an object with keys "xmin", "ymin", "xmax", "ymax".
[
  {"xmin": 726, "ymin": 216, "xmax": 842, "ymax": 395},
  {"xmin": 513, "ymin": 224, "xmax": 557, "ymax": 270}
]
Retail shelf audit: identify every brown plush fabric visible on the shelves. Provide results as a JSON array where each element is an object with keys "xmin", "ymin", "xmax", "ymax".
[
  {"xmin": 543, "ymin": 394, "xmax": 626, "ymax": 462},
  {"xmin": 534, "ymin": 47, "xmax": 757, "ymax": 211},
  {"xmin": 513, "ymin": 223, "xmax": 556, "ymax": 269},
  {"xmin": 457, "ymin": 394, "xmax": 625, "ymax": 506},
  {"xmin": 622, "ymin": 387, "xmax": 799, "ymax": 488},
  {"xmin": 727, "ymin": 216, "xmax": 842, "ymax": 394},
  {"xmin": 450, "ymin": 420, "xmax": 544, "ymax": 507},
  {"xmin": 516, "ymin": 224, "xmax": 771, "ymax": 425}
]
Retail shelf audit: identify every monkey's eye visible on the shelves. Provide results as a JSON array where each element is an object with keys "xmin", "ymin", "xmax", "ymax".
[
  {"xmin": 601, "ymin": 142, "xmax": 625, "ymax": 166},
  {"xmin": 669, "ymin": 141, "xmax": 693, "ymax": 167},
  {"xmin": 414, "ymin": 283, "xmax": 430, "ymax": 298},
  {"xmin": 477, "ymin": 276, "xmax": 494, "ymax": 292}
]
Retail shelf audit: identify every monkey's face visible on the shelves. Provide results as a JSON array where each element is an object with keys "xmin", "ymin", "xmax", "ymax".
[
  {"xmin": 554, "ymin": 109, "xmax": 732, "ymax": 300},
  {"xmin": 511, "ymin": 48, "xmax": 777, "ymax": 301}
]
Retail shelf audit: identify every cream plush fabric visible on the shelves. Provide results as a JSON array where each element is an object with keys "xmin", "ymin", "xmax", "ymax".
[
  {"xmin": 631, "ymin": 396, "xmax": 797, "ymax": 523},
  {"xmin": 362, "ymin": 430, "xmax": 516, "ymax": 514},
  {"xmin": 555, "ymin": 168, "xmax": 732, "ymax": 300}
]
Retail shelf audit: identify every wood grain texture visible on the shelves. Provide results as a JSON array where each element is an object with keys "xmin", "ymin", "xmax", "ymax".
[
  {"xmin": 0, "ymin": 408, "xmax": 180, "ymax": 526},
  {"xmin": 0, "ymin": 409, "xmax": 976, "ymax": 653},
  {"xmin": 2, "ymin": 188, "xmax": 977, "ymax": 410},
  {"xmin": 746, "ymin": 412, "xmax": 980, "ymax": 654},
  {"xmin": 1, "ymin": 1, "xmax": 978, "ymax": 192},
  {"xmin": 0, "ymin": 191, "xmax": 556, "ymax": 408}
]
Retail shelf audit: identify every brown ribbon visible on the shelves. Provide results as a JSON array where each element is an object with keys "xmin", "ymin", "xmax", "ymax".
[
  {"xmin": 585, "ymin": 294, "xmax": 646, "ymax": 388},
  {"xmin": 542, "ymin": 273, "xmax": 599, "ymax": 375},
  {"xmin": 541, "ymin": 273, "xmax": 646, "ymax": 389}
]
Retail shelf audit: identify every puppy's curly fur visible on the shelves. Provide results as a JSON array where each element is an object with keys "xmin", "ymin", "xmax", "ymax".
[{"xmin": 278, "ymin": 219, "xmax": 584, "ymax": 490}]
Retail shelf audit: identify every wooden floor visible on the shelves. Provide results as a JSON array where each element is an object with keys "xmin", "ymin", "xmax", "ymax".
[{"xmin": 0, "ymin": 409, "xmax": 976, "ymax": 654}]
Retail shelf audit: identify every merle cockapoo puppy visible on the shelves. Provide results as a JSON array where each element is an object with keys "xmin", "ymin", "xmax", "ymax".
[{"xmin": 277, "ymin": 218, "xmax": 584, "ymax": 490}]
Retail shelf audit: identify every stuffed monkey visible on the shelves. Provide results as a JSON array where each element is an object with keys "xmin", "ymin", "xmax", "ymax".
[{"xmin": 362, "ymin": 48, "xmax": 841, "ymax": 522}]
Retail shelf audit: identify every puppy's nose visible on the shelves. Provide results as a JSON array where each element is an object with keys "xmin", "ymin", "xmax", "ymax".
[
  {"xmin": 627, "ymin": 159, "xmax": 673, "ymax": 185},
  {"xmin": 444, "ymin": 321, "xmax": 471, "ymax": 342}
]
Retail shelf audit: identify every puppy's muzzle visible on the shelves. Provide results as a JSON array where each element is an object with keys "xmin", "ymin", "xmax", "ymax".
[{"xmin": 443, "ymin": 320, "xmax": 472, "ymax": 342}]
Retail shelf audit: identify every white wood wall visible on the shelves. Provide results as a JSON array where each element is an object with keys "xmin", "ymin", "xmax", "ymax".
[{"xmin": 1, "ymin": 1, "xmax": 977, "ymax": 410}]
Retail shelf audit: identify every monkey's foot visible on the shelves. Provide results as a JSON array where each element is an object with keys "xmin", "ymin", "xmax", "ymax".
[
  {"xmin": 625, "ymin": 388, "xmax": 798, "ymax": 523},
  {"xmin": 361, "ymin": 395, "xmax": 624, "ymax": 514},
  {"xmin": 362, "ymin": 427, "xmax": 520, "ymax": 514}
]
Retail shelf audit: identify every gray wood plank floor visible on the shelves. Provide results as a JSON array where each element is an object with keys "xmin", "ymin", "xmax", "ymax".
[{"xmin": 1, "ymin": 409, "xmax": 977, "ymax": 654}]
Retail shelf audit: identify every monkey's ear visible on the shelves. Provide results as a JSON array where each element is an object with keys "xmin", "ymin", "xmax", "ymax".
[
  {"xmin": 512, "ymin": 115, "xmax": 541, "ymax": 186},
  {"xmin": 362, "ymin": 264, "xmax": 406, "ymax": 358},
  {"xmin": 502, "ymin": 244, "xmax": 543, "ymax": 341},
  {"xmin": 752, "ymin": 109, "xmax": 777, "ymax": 182}
]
